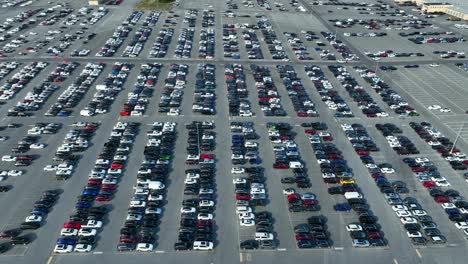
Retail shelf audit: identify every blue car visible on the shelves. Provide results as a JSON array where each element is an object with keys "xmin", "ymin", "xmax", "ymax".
[
  {"xmin": 445, "ymin": 208, "xmax": 460, "ymax": 215},
  {"xmin": 75, "ymin": 202, "xmax": 91, "ymax": 209},
  {"xmin": 57, "ymin": 237, "xmax": 77, "ymax": 245},
  {"xmin": 402, "ymin": 158, "xmax": 416, "ymax": 164},
  {"xmin": 57, "ymin": 110, "xmax": 70, "ymax": 117},
  {"xmin": 31, "ymin": 208, "xmax": 48, "ymax": 216},
  {"xmin": 249, "ymin": 158, "xmax": 261, "ymax": 165},
  {"xmin": 82, "ymin": 189, "xmax": 99, "ymax": 196},
  {"xmin": 334, "ymin": 203, "xmax": 352, "ymax": 212}
]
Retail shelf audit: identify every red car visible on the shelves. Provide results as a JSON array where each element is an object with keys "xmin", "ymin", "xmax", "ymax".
[
  {"xmin": 197, "ymin": 220, "xmax": 214, "ymax": 227},
  {"xmin": 295, "ymin": 233, "xmax": 313, "ymax": 241},
  {"xmin": 200, "ymin": 154, "xmax": 214, "ymax": 159},
  {"xmin": 87, "ymin": 179, "xmax": 102, "ymax": 185},
  {"xmin": 110, "ymin": 163, "xmax": 124, "ymax": 169},
  {"xmin": 95, "ymin": 195, "xmax": 112, "ymax": 202},
  {"xmin": 434, "ymin": 196, "xmax": 450, "ymax": 203},
  {"xmin": 236, "ymin": 194, "xmax": 251, "ymax": 201},
  {"xmin": 273, "ymin": 163, "xmax": 289, "ymax": 169},
  {"xmin": 322, "ymin": 136, "xmax": 333, "ymax": 141},
  {"xmin": 367, "ymin": 231, "xmax": 385, "ymax": 239},
  {"xmin": 304, "ymin": 129, "xmax": 316, "ymax": 135},
  {"xmin": 120, "ymin": 235, "xmax": 138, "ymax": 243},
  {"xmin": 287, "ymin": 194, "xmax": 301, "ymax": 201},
  {"xmin": 371, "ymin": 173, "xmax": 385, "ymax": 179},
  {"xmin": 411, "ymin": 167, "xmax": 426, "ymax": 172},
  {"xmin": 302, "ymin": 199, "xmax": 318, "ymax": 206},
  {"xmin": 356, "ymin": 150, "xmax": 369, "ymax": 156},
  {"xmin": 296, "ymin": 112, "xmax": 308, "ymax": 117},
  {"xmin": 101, "ymin": 184, "xmax": 116, "ymax": 191},
  {"xmin": 119, "ymin": 111, "xmax": 130, "ymax": 116},
  {"xmin": 63, "ymin": 222, "xmax": 81, "ymax": 229},
  {"xmin": 422, "ymin": 181, "xmax": 436, "ymax": 188}
]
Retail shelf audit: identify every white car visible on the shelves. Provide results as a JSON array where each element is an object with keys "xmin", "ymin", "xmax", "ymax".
[
  {"xmin": 427, "ymin": 105, "xmax": 441, "ymax": 110},
  {"xmin": 455, "ymin": 222, "xmax": 468, "ymax": 229},
  {"xmin": 407, "ymin": 231, "xmax": 423, "ymax": 238},
  {"xmin": 25, "ymin": 215, "xmax": 42, "ymax": 222},
  {"xmin": 441, "ymin": 203, "xmax": 456, "ymax": 209},
  {"xmin": 429, "ymin": 63, "xmax": 440, "ymax": 67},
  {"xmin": 2, "ymin": 155, "xmax": 16, "ymax": 162},
  {"xmin": 240, "ymin": 219, "xmax": 255, "ymax": 226},
  {"xmin": 0, "ymin": 136, "xmax": 7, "ymax": 141},
  {"xmin": 74, "ymin": 244, "xmax": 92, "ymax": 252},
  {"xmin": 254, "ymin": 232, "xmax": 274, "ymax": 241},
  {"xmin": 60, "ymin": 228, "xmax": 78, "ymax": 236},
  {"xmin": 231, "ymin": 167, "xmax": 245, "ymax": 174},
  {"xmin": 8, "ymin": 170, "xmax": 23, "ymax": 177},
  {"xmin": 412, "ymin": 210, "xmax": 427, "ymax": 216},
  {"xmin": 193, "ymin": 241, "xmax": 213, "ymax": 250},
  {"xmin": 197, "ymin": 213, "xmax": 213, "ymax": 220},
  {"xmin": 435, "ymin": 180, "xmax": 450, "ymax": 187},
  {"xmin": 391, "ymin": 205, "xmax": 408, "ymax": 211},
  {"xmin": 380, "ymin": 168, "xmax": 395, "ymax": 174},
  {"xmin": 54, "ymin": 244, "xmax": 73, "ymax": 253},
  {"xmin": 239, "ymin": 212, "xmax": 255, "ymax": 220},
  {"xmin": 400, "ymin": 217, "xmax": 417, "ymax": 224},
  {"xmin": 82, "ymin": 220, "xmax": 102, "ymax": 229},
  {"xmin": 283, "ymin": 188, "xmax": 296, "ymax": 195},
  {"xmin": 181, "ymin": 207, "xmax": 196, "ymax": 213},
  {"xmin": 136, "ymin": 243, "xmax": 153, "ymax": 252},
  {"xmin": 30, "ymin": 143, "xmax": 46, "ymax": 149},
  {"xmin": 439, "ymin": 108, "xmax": 451, "ymax": 113},
  {"xmin": 346, "ymin": 224, "xmax": 362, "ymax": 232},
  {"xmin": 44, "ymin": 165, "xmax": 58, "ymax": 171},
  {"xmin": 78, "ymin": 228, "xmax": 97, "ymax": 237},
  {"xmin": 396, "ymin": 210, "xmax": 412, "ymax": 217}
]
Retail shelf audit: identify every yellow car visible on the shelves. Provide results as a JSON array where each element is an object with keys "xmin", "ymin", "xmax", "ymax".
[{"xmin": 340, "ymin": 178, "xmax": 355, "ymax": 185}]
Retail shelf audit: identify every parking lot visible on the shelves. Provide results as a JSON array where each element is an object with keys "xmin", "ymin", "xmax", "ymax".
[{"xmin": 0, "ymin": 0, "xmax": 468, "ymax": 264}]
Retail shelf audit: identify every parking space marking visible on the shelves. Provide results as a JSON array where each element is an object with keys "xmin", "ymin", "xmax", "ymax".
[
  {"xmin": 415, "ymin": 249, "xmax": 422, "ymax": 258},
  {"xmin": 393, "ymin": 258, "xmax": 399, "ymax": 264}
]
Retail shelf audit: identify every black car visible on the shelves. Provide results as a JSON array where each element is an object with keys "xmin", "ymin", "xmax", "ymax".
[
  {"xmin": 0, "ymin": 186, "xmax": 12, "ymax": 192},
  {"xmin": 20, "ymin": 222, "xmax": 41, "ymax": 230},
  {"xmin": 297, "ymin": 240, "xmax": 314, "ymax": 248},
  {"xmin": 240, "ymin": 240, "xmax": 259, "ymax": 250},
  {"xmin": 174, "ymin": 241, "xmax": 191, "ymax": 250},
  {"xmin": 117, "ymin": 243, "xmax": 135, "ymax": 251},
  {"xmin": 0, "ymin": 243, "xmax": 11, "ymax": 253},
  {"xmin": 10, "ymin": 235, "xmax": 32, "ymax": 245}
]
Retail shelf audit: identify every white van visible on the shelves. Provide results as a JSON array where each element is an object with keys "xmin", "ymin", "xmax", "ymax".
[
  {"xmin": 255, "ymin": 232, "xmax": 274, "ymax": 241},
  {"xmin": 193, "ymin": 241, "xmax": 213, "ymax": 250},
  {"xmin": 289, "ymin": 161, "xmax": 303, "ymax": 169},
  {"xmin": 344, "ymin": 192, "xmax": 363, "ymax": 199}
]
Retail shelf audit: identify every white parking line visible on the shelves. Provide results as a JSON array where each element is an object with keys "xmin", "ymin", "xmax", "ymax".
[
  {"xmin": 393, "ymin": 258, "xmax": 399, "ymax": 264},
  {"xmin": 415, "ymin": 248, "xmax": 422, "ymax": 258}
]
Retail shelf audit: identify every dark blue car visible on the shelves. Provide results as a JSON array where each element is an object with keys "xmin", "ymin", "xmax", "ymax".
[
  {"xmin": 334, "ymin": 203, "xmax": 352, "ymax": 212},
  {"xmin": 75, "ymin": 202, "xmax": 91, "ymax": 209},
  {"xmin": 57, "ymin": 237, "xmax": 77, "ymax": 245}
]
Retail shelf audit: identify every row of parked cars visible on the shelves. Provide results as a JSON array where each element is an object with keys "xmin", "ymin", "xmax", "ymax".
[
  {"xmin": 231, "ymin": 122, "xmax": 275, "ymax": 250},
  {"xmin": 159, "ymin": 64, "xmax": 187, "ymax": 116},
  {"xmin": 356, "ymin": 66, "xmax": 419, "ymax": 117},
  {"xmin": 332, "ymin": 123, "xmax": 387, "ymax": 247},
  {"xmin": 223, "ymin": 24, "xmax": 239, "ymax": 59},
  {"xmin": 259, "ymin": 19, "xmax": 288, "ymax": 60},
  {"xmin": 48, "ymin": 123, "xmax": 97, "ymax": 180},
  {"xmin": 329, "ymin": 65, "xmax": 388, "ymax": 118},
  {"xmin": 225, "ymin": 64, "xmax": 253, "ymax": 117},
  {"xmin": 0, "ymin": 61, "xmax": 19, "ymax": 80},
  {"xmin": 47, "ymin": 62, "xmax": 105, "ymax": 117},
  {"xmin": 150, "ymin": 28, "xmax": 173, "ymax": 58},
  {"xmin": 0, "ymin": 189, "xmax": 62, "ymax": 253},
  {"xmin": 304, "ymin": 65, "xmax": 354, "ymax": 118},
  {"xmin": 192, "ymin": 63, "xmax": 216, "ymax": 115},
  {"xmin": 119, "ymin": 63, "xmax": 161, "ymax": 117},
  {"xmin": 81, "ymin": 62, "xmax": 132, "ymax": 117},
  {"xmin": 198, "ymin": 29, "xmax": 215, "ymax": 59},
  {"xmin": 117, "ymin": 122, "xmax": 177, "ymax": 252},
  {"xmin": 13, "ymin": 62, "xmax": 79, "ymax": 115},
  {"xmin": 401, "ymin": 157, "xmax": 468, "ymax": 239},
  {"xmin": 251, "ymin": 65, "xmax": 286, "ymax": 116},
  {"xmin": 0, "ymin": 61, "xmax": 47, "ymax": 101},
  {"xmin": 243, "ymin": 29, "xmax": 263, "ymax": 60},
  {"xmin": 277, "ymin": 65, "xmax": 318, "ymax": 117},
  {"xmin": 174, "ymin": 121, "xmax": 216, "ymax": 251},
  {"xmin": 122, "ymin": 26, "xmax": 152, "ymax": 58},
  {"xmin": 284, "ymin": 32, "xmax": 312, "ymax": 60},
  {"xmin": 54, "ymin": 122, "xmax": 138, "ymax": 253},
  {"xmin": 377, "ymin": 123, "xmax": 420, "ymax": 155},
  {"xmin": 409, "ymin": 122, "xmax": 467, "ymax": 171},
  {"xmin": 174, "ymin": 28, "xmax": 194, "ymax": 59},
  {"xmin": 321, "ymin": 32, "xmax": 359, "ymax": 61}
]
